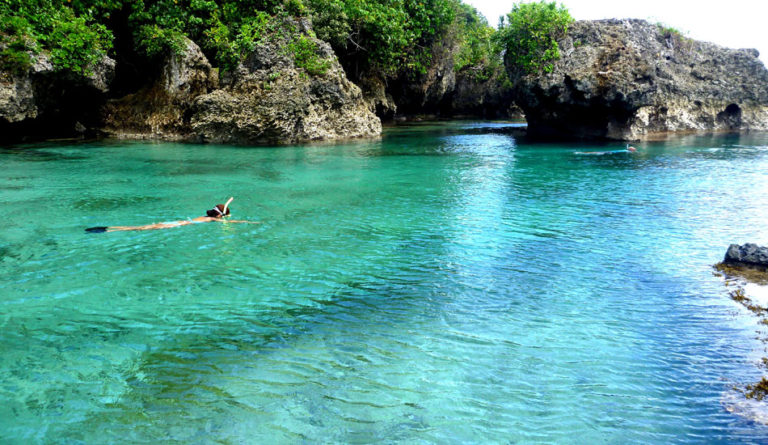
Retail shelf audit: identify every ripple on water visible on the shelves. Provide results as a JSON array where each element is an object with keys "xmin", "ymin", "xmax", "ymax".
[{"xmin": 1, "ymin": 130, "xmax": 768, "ymax": 442}]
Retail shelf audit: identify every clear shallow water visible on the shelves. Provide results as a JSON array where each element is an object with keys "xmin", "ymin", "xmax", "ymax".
[{"xmin": 2, "ymin": 123, "xmax": 768, "ymax": 443}]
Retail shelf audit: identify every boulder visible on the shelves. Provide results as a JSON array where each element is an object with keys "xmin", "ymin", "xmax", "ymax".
[
  {"xmin": 507, "ymin": 19, "xmax": 768, "ymax": 140},
  {"xmin": 724, "ymin": 244, "xmax": 768, "ymax": 268}
]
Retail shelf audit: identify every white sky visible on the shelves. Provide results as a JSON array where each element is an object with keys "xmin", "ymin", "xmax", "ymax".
[{"xmin": 464, "ymin": 0, "xmax": 768, "ymax": 65}]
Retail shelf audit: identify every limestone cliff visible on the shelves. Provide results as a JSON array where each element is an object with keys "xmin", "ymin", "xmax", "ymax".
[
  {"xmin": 507, "ymin": 19, "xmax": 768, "ymax": 140},
  {"xmin": 375, "ymin": 34, "xmax": 520, "ymax": 120},
  {"xmin": 191, "ymin": 21, "xmax": 380, "ymax": 144},
  {"xmin": 101, "ymin": 21, "xmax": 380, "ymax": 145},
  {"xmin": 101, "ymin": 38, "xmax": 218, "ymax": 140},
  {"xmin": 0, "ymin": 51, "xmax": 115, "ymax": 139}
]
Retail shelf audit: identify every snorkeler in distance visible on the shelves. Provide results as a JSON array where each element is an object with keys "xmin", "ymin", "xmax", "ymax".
[
  {"xmin": 85, "ymin": 197, "xmax": 259, "ymax": 233},
  {"xmin": 574, "ymin": 144, "xmax": 637, "ymax": 155}
]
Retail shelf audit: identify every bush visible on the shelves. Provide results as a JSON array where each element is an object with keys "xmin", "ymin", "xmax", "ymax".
[
  {"xmin": 498, "ymin": 0, "xmax": 573, "ymax": 75},
  {"xmin": 47, "ymin": 9, "xmax": 112, "ymax": 75},
  {"xmin": 288, "ymin": 33, "xmax": 330, "ymax": 76},
  {"xmin": 0, "ymin": 1, "xmax": 112, "ymax": 76},
  {"xmin": 453, "ymin": 3, "xmax": 503, "ymax": 81},
  {"xmin": 305, "ymin": 0, "xmax": 458, "ymax": 79}
]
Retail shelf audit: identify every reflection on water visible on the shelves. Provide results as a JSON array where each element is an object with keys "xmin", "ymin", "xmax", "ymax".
[{"xmin": 1, "ymin": 124, "xmax": 768, "ymax": 442}]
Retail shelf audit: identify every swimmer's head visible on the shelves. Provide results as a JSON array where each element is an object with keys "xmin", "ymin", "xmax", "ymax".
[
  {"xmin": 206, "ymin": 204, "xmax": 231, "ymax": 218},
  {"xmin": 628, "ymin": 146, "xmax": 637, "ymax": 152}
]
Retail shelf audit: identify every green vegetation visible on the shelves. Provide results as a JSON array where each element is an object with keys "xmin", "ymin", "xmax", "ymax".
[
  {"xmin": 655, "ymin": 22, "xmax": 693, "ymax": 51},
  {"xmin": 497, "ymin": 0, "xmax": 573, "ymax": 75},
  {"xmin": 452, "ymin": 4, "xmax": 502, "ymax": 82},
  {"xmin": 0, "ymin": 0, "xmax": 112, "ymax": 75},
  {"xmin": 306, "ymin": 0, "xmax": 458, "ymax": 79},
  {"xmin": 0, "ymin": 0, "xmax": 470, "ymax": 80},
  {"xmin": 0, "ymin": 0, "xmax": 571, "ymax": 85}
]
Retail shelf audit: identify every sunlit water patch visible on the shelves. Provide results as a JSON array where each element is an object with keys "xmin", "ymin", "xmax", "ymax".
[{"xmin": 2, "ymin": 124, "xmax": 768, "ymax": 442}]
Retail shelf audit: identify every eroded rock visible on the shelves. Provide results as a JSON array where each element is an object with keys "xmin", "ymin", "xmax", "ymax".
[
  {"xmin": 508, "ymin": 19, "xmax": 768, "ymax": 140},
  {"xmin": 101, "ymin": 38, "xmax": 217, "ymax": 140},
  {"xmin": 724, "ymin": 244, "xmax": 768, "ymax": 268},
  {"xmin": 190, "ymin": 22, "xmax": 380, "ymax": 144},
  {"xmin": 0, "ymin": 51, "xmax": 115, "ymax": 137}
]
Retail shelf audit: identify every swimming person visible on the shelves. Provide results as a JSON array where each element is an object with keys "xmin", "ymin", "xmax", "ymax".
[
  {"xmin": 85, "ymin": 197, "xmax": 258, "ymax": 233},
  {"xmin": 574, "ymin": 144, "xmax": 637, "ymax": 155}
]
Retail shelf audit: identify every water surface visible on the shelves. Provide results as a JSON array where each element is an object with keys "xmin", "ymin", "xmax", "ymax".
[{"xmin": 2, "ymin": 123, "xmax": 768, "ymax": 443}]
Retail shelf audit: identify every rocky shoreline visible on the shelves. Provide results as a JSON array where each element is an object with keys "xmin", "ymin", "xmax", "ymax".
[
  {"xmin": 506, "ymin": 19, "xmax": 768, "ymax": 141},
  {"xmin": 2, "ymin": 18, "xmax": 767, "ymax": 145}
]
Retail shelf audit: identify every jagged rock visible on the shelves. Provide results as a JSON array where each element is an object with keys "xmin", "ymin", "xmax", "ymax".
[
  {"xmin": 190, "ymin": 20, "xmax": 380, "ymax": 144},
  {"xmin": 101, "ymin": 38, "xmax": 217, "ymax": 140},
  {"xmin": 371, "ymin": 31, "xmax": 521, "ymax": 120},
  {"xmin": 507, "ymin": 19, "xmax": 768, "ymax": 140},
  {"xmin": 359, "ymin": 74, "xmax": 397, "ymax": 119},
  {"xmin": 0, "ymin": 51, "xmax": 114, "ymax": 128},
  {"xmin": 724, "ymin": 244, "xmax": 768, "ymax": 268}
]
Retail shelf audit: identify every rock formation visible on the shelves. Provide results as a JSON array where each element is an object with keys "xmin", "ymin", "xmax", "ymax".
[
  {"xmin": 191, "ymin": 21, "xmax": 380, "ymax": 144},
  {"xmin": 0, "ymin": 51, "xmax": 115, "ymax": 139},
  {"xmin": 724, "ymin": 244, "xmax": 768, "ymax": 268},
  {"xmin": 101, "ymin": 20, "xmax": 380, "ymax": 144},
  {"xmin": 101, "ymin": 38, "xmax": 218, "ymax": 140},
  {"xmin": 507, "ymin": 19, "xmax": 768, "ymax": 140},
  {"xmin": 453, "ymin": 68, "xmax": 523, "ymax": 119},
  {"xmin": 378, "ymin": 35, "xmax": 522, "ymax": 120}
]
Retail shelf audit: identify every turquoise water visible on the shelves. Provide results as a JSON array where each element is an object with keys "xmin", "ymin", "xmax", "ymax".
[{"xmin": 2, "ymin": 123, "xmax": 768, "ymax": 443}]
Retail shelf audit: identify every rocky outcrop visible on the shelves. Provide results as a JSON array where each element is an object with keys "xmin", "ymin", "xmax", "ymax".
[
  {"xmin": 0, "ymin": 51, "xmax": 115, "ymax": 139},
  {"xmin": 103, "ymin": 21, "xmax": 380, "ymax": 144},
  {"xmin": 724, "ymin": 244, "xmax": 768, "ymax": 268},
  {"xmin": 507, "ymin": 19, "xmax": 768, "ymax": 140},
  {"xmin": 191, "ymin": 23, "xmax": 379, "ymax": 144},
  {"xmin": 101, "ymin": 38, "xmax": 218, "ymax": 140}
]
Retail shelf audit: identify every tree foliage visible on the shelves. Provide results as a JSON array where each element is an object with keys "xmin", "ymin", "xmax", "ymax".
[
  {"xmin": 0, "ymin": 0, "xmax": 112, "ymax": 75},
  {"xmin": 0, "ymin": 0, "xmax": 508, "ymax": 83},
  {"xmin": 306, "ymin": 0, "xmax": 457, "ymax": 79},
  {"xmin": 452, "ymin": 3, "xmax": 503, "ymax": 81},
  {"xmin": 497, "ymin": 0, "xmax": 573, "ymax": 75}
]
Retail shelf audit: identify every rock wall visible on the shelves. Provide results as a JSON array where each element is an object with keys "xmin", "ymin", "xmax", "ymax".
[
  {"xmin": 453, "ymin": 68, "xmax": 523, "ymax": 119},
  {"xmin": 508, "ymin": 19, "xmax": 768, "ymax": 140},
  {"xmin": 377, "ymin": 35, "xmax": 521, "ymax": 120},
  {"xmin": 101, "ymin": 21, "xmax": 379, "ymax": 144},
  {"xmin": 0, "ymin": 52, "xmax": 115, "ymax": 140},
  {"xmin": 101, "ymin": 38, "xmax": 218, "ymax": 140}
]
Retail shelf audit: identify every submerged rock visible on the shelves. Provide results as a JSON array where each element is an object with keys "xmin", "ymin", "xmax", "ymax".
[
  {"xmin": 724, "ymin": 244, "xmax": 768, "ymax": 268},
  {"xmin": 507, "ymin": 19, "xmax": 768, "ymax": 140}
]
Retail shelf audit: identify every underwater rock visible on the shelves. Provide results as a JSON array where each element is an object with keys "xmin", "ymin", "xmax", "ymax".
[{"xmin": 507, "ymin": 19, "xmax": 768, "ymax": 140}]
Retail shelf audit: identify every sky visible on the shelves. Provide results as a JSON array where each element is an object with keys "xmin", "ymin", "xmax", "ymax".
[{"xmin": 463, "ymin": 0, "xmax": 768, "ymax": 65}]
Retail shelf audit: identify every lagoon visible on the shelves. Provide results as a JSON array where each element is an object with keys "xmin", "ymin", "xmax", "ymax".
[{"xmin": 2, "ymin": 122, "xmax": 768, "ymax": 442}]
